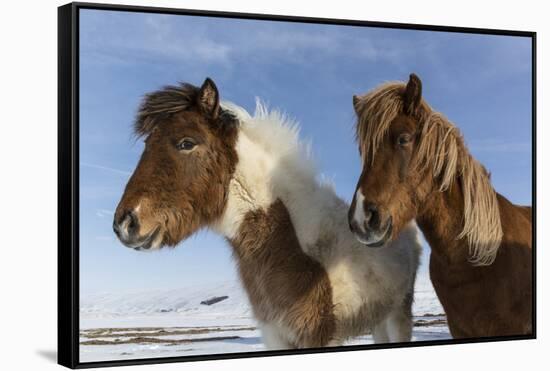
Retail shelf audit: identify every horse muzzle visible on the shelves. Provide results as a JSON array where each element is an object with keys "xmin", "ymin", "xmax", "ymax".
[
  {"xmin": 113, "ymin": 210, "xmax": 161, "ymax": 250},
  {"xmin": 350, "ymin": 216, "xmax": 393, "ymax": 247}
]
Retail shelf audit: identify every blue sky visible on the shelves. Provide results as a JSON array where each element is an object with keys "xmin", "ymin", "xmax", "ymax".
[{"xmin": 79, "ymin": 9, "xmax": 532, "ymax": 294}]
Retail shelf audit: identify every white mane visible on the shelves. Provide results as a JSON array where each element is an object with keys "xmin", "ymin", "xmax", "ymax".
[
  {"xmin": 217, "ymin": 100, "xmax": 343, "ymax": 258},
  {"xmin": 223, "ymin": 99, "xmax": 318, "ymax": 187}
]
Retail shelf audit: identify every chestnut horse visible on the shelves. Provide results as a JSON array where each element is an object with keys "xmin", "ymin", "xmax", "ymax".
[
  {"xmin": 349, "ymin": 74, "xmax": 532, "ymax": 338},
  {"xmin": 113, "ymin": 78, "xmax": 421, "ymax": 348}
]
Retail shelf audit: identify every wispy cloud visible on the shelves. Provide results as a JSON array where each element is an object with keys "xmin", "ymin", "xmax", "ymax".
[
  {"xmin": 80, "ymin": 8, "xmax": 531, "ymax": 98},
  {"xmin": 143, "ymin": 14, "xmax": 232, "ymax": 63},
  {"xmin": 96, "ymin": 209, "xmax": 114, "ymax": 218},
  {"xmin": 80, "ymin": 10, "xmax": 414, "ymax": 70},
  {"xmin": 81, "ymin": 11, "xmax": 232, "ymax": 67},
  {"xmin": 81, "ymin": 162, "xmax": 132, "ymax": 176}
]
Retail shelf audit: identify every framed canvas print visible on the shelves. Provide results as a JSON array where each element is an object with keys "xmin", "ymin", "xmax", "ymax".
[{"xmin": 58, "ymin": 2, "xmax": 536, "ymax": 368}]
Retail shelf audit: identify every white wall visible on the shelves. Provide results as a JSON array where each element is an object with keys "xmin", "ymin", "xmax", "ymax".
[{"xmin": 0, "ymin": 0, "xmax": 546, "ymax": 370}]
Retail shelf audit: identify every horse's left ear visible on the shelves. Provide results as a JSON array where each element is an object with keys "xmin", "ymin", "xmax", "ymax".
[
  {"xmin": 198, "ymin": 77, "xmax": 220, "ymax": 120},
  {"xmin": 404, "ymin": 73, "xmax": 422, "ymax": 116}
]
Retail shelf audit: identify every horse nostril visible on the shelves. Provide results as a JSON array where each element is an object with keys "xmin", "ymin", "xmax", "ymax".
[
  {"xmin": 113, "ymin": 220, "xmax": 120, "ymax": 236},
  {"xmin": 365, "ymin": 203, "xmax": 380, "ymax": 230},
  {"xmin": 126, "ymin": 211, "xmax": 139, "ymax": 235},
  {"xmin": 114, "ymin": 210, "xmax": 140, "ymax": 240}
]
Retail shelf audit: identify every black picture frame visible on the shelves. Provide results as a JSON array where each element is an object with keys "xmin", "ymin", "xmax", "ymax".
[{"xmin": 58, "ymin": 2, "xmax": 537, "ymax": 369}]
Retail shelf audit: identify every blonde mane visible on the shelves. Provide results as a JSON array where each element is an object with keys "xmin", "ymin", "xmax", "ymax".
[{"xmin": 355, "ymin": 82, "xmax": 503, "ymax": 266}]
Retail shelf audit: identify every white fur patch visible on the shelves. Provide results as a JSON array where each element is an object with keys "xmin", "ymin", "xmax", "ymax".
[
  {"xmin": 212, "ymin": 100, "xmax": 421, "ymax": 345},
  {"xmin": 213, "ymin": 100, "xmax": 315, "ymax": 239},
  {"xmin": 212, "ymin": 132, "xmax": 276, "ymax": 239},
  {"xmin": 372, "ymin": 321, "xmax": 389, "ymax": 343},
  {"xmin": 352, "ymin": 189, "xmax": 366, "ymax": 233},
  {"xmin": 259, "ymin": 322, "xmax": 293, "ymax": 350},
  {"xmin": 385, "ymin": 315, "xmax": 403, "ymax": 342}
]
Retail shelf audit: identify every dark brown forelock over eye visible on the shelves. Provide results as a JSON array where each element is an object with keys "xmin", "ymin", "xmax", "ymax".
[{"xmin": 135, "ymin": 83, "xmax": 200, "ymax": 139}]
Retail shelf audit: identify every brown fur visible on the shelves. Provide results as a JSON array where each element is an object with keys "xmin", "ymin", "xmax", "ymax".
[
  {"xmin": 422, "ymin": 187, "xmax": 532, "ymax": 337},
  {"xmin": 352, "ymin": 74, "xmax": 532, "ymax": 338},
  {"xmin": 231, "ymin": 199, "xmax": 336, "ymax": 347}
]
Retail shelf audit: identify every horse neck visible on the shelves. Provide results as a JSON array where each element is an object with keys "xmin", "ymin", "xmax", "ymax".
[
  {"xmin": 211, "ymin": 129, "xmax": 333, "ymax": 304},
  {"xmin": 416, "ymin": 177, "xmax": 472, "ymax": 266},
  {"xmin": 212, "ymin": 127, "xmax": 342, "ymax": 262}
]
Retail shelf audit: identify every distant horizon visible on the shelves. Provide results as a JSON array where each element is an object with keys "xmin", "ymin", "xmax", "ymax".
[{"xmin": 79, "ymin": 9, "xmax": 532, "ymax": 295}]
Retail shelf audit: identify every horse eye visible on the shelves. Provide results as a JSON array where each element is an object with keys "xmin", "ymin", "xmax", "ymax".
[
  {"xmin": 177, "ymin": 138, "xmax": 197, "ymax": 151},
  {"xmin": 398, "ymin": 133, "xmax": 412, "ymax": 146}
]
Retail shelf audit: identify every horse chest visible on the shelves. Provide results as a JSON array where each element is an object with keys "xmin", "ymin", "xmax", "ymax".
[
  {"xmin": 230, "ymin": 200, "xmax": 338, "ymax": 347},
  {"xmin": 429, "ymin": 252, "xmax": 532, "ymax": 337},
  {"xmin": 328, "ymin": 258, "xmax": 393, "ymax": 331}
]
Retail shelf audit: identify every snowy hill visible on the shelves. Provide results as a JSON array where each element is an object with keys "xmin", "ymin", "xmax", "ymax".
[
  {"xmin": 81, "ymin": 281, "xmax": 251, "ymax": 318},
  {"xmin": 80, "ymin": 271, "xmax": 444, "ymax": 325},
  {"xmin": 79, "ymin": 272, "xmax": 449, "ymax": 362}
]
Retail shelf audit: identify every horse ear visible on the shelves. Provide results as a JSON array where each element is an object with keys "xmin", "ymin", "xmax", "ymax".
[
  {"xmin": 404, "ymin": 73, "xmax": 422, "ymax": 116},
  {"xmin": 198, "ymin": 77, "xmax": 220, "ymax": 119},
  {"xmin": 353, "ymin": 95, "xmax": 360, "ymax": 113}
]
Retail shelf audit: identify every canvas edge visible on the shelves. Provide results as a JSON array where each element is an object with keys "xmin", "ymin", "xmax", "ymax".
[
  {"xmin": 56, "ymin": 2, "xmax": 537, "ymax": 369},
  {"xmin": 58, "ymin": 3, "xmax": 79, "ymax": 369}
]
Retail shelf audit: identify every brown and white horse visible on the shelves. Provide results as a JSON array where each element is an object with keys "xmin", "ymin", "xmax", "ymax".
[
  {"xmin": 349, "ymin": 74, "xmax": 532, "ymax": 338},
  {"xmin": 113, "ymin": 78, "xmax": 421, "ymax": 348}
]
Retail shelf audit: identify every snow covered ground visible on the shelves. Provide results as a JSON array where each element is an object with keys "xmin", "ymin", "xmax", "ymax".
[{"xmin": 80, "ymin": 274, "xmax": 450, "ymax": 363}]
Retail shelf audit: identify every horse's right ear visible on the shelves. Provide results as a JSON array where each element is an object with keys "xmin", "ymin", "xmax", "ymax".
[
  {"xmin": 353, "ymin": 95, "xmax": 361, "ymax": 113},
  {"xmin": 403, "ymin": 73, "xmax": 422, "ymax": 116},
  {"xmin": 198, "ymin": 77, "xmax": 220, "ymax": 120}
]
